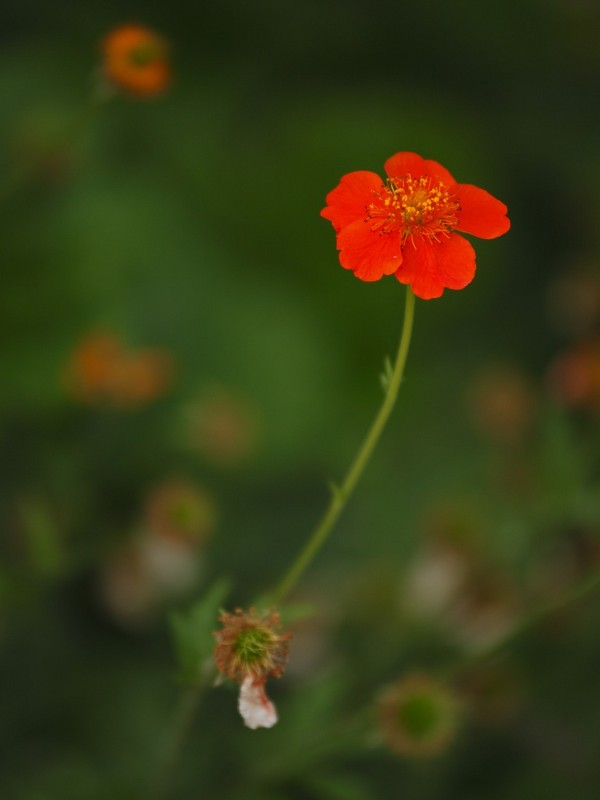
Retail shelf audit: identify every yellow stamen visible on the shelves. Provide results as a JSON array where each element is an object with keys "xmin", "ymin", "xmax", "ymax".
[{"xmin": 366, "ymin": 175, "xmax": 460, "ymax": 242}]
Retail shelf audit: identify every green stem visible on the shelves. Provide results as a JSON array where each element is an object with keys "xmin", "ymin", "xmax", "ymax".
[
  {"xmin": 271, "ymin": 286, "xmax": 416, "ymax": 605},
  {"xmin": 152, "ymin": 685, "xmax": 203, "ymax": 800},
  {"xmin": 444, "ymin": 565, "xmax": 600, "ymax": 680}
]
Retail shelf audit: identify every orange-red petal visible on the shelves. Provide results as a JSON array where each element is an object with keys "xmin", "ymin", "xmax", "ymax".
[
  {"xmin": 384, "ymin": 152, "xmax": 456, "ymax": 187},
  {"xmin": 320, "ymin": 171, "xmax": 383, "ymax": 233},
  {"xmin": 394, "ymin": 234, "xmax": 476, "ymax": 299},
  {"xmin": 337, "ymin": 220, "xmax": 402, "ymax": 281},
  {"xmin": 455, "ymin": 184, "xmax": 510, "ymax": 239}
]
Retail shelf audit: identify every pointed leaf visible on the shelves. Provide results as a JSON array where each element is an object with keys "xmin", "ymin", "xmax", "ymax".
[{"xmin": 170, "ymin": 578, "xmax": 231, "ymax": 686}]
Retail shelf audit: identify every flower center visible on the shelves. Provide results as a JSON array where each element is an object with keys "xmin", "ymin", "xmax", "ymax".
[
  {"xmin": 366, "ymin": 175, "xmax": 460, "ymax": 242},
  {"xmin": 129, "ymin": 42, "xmax": 163, "ymax": 67},
  {"xmin": 233, "ymin": 626, "xmax": 275, "ymax": 666},
  {"xmin": 398, "ymin": 692, "xmax": 446, "ymax": 741}
]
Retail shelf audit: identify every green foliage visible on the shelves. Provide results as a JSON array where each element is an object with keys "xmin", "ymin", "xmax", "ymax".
[{"xmin": 170, "ymin": 579, "xmax": 230, "ymax": 686}]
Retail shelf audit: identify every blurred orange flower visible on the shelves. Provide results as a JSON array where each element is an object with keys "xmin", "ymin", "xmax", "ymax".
[
  {"xmin": 321, "ymin": 151, "xmax": 510, "ymax": 299},
  {"xmin": 64, "ymin": 331, "xmax": 174, "ymax": 407},
  {"xmin": 547, "ymin": 338, "xmax": 600, "ymax": 413},
  {"xmin": 402, "ymin": 503, "xmax": 521, "ymax": 652},
  {"xmin": 182, "ymin": 385, "xmax": 262, "ymax": 467},
  {"xmin": 101, "ymin": 25, "xmax": 170, "ymax": 96},
  {"xmin": 99, "ymin": 479, "xmax": 216, "ymax": 627},
  {"xmin": 545, "ymin": 266, "xmax": 600, "ymax": 339},
  {"xmin": 466, "ymin": 364, "xmax": 538, "ymax": 445},
  {"xmin": 143, "ymin": 478, "xmax": 216, "ymax": 547}
]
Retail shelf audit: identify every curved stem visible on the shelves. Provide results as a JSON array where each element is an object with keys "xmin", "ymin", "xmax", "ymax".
[
  {"xmin": 152, "ymin": 685, "xmax": 203, "ymax": 800},
  {"xmin": 271, "ymin": 286, "xmax": 416, "ymax": 605},
  {"xmin": 444, "ymin": 565, "xmax": 600, "ymax": 680}
]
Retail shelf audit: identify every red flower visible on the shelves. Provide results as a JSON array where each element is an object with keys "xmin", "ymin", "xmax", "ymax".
[{"xmin": 321, "ymin": 152, "xmax": 510, "ymax": 300}]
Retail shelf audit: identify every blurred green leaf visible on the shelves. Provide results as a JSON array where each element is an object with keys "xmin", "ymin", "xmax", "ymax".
[
  {"xmin": 248, "ymin": 671, "xmax": 367, "ymax": 783},
  {"xmin": 170, "ymin": 578, "xmax": 231, "ymax": 686},
  {"xmin": 279, "ymin": 602, "xmax": 316, "ymax": 626},
  {"xmin": 305, "ymin": 771, "xmax": 374, "ymax": 800},
  {"xmin": 19, "ymin": 497, "xmax": 66, "ymax": 579},
  {"xmin": 537, "ymin": 404, "xmax": 588, "ymax": 520},
  {"xmin": 250, "ymin": 595, "xmax": 316, "ymax": 626}
]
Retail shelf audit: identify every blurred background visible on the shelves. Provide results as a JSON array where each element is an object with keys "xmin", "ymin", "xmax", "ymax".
[{"xmin": 1, "ymin": 0, "xmax": 599, "ymax": 798}]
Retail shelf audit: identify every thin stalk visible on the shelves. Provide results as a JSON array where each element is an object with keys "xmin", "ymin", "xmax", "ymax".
[
  {"xmin": 271, "ymin": 286, "xmax": 416, "ymax": 605},
  {"xmin": 443, "ymin": 564, "xmax": 600, "ymax": 680},
  {"xmin": 152, "ymin": 685, "xmax": 203, "ymax": 800}
]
